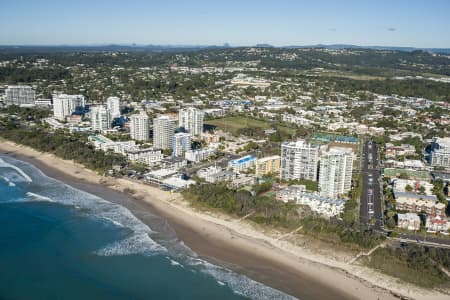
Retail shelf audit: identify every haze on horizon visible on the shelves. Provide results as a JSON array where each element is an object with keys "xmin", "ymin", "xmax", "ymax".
[{"xmin": 1, "ymin": 0, "xmax": 449, "ymax": 48}]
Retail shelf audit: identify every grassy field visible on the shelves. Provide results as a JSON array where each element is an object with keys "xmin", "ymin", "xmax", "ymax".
[{"xmin": 206, "ymin": 116, "xmax": 296, "ymax": 136}]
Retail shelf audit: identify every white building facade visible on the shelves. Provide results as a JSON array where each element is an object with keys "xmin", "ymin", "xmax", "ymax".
[
  {"xmin": 280, "ymin": 140, "xmax": 319, "ymax": 181},
  {"xmin": 106, "ymin": 96, "xmax": 121, "ymax": 119},
  {"xmin": 319, "ymin": 148, "xmax": 353, "ymax": 198},
  {"xmin": 430, "ymin": 137, "xmax": 450, "ymax": 168},
  {"xmin": 90, "ymin": 106, "xmax": 111, "ymax": 132},
  {"xmin": 172, "ymin": 132, "xmax": 192, "ymax": 157},
  {"xmin": 153, "ymin": 115, "xmax": 175, "ymax": 149},
  {"xmin": 53, "ymin": 94, "xmax": 85, "ymax": 121},
  {"xmin": 5, "ymin": 85, "xmax": 36, "ymax": 106},
  {"xmin": 179, "ymin": 107, "xmax": 204, "ymax": 136},
  {"xmin": 130, "ymin": 112, "xmax": 150, "ymax": 141}
]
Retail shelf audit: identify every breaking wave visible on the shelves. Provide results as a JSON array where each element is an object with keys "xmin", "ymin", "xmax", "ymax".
[{"xmin": 0, "ymin": 155, "xmax": 296, "ymax": 299}]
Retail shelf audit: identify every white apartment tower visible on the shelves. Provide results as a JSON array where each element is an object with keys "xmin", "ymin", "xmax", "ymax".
[
  {"xmin": 90, "ymin": 106, "xmax": 111, "ymax": 132},
  {"xmin": 319, "ymin": 148, "xmax": 353, "ymax": 198},
  {"xmin": 172, "ymin": 132, "xmax": 192, "ymax": 157},
  {"xmin": 5, "ymin": 85, "xmax": 36, "ymax": 106},
  {"xmin": 179, "ymin": 107, "xmax": 204, "ymax": 136},
  {"xmin": 280, "ymin": 140, "xmax": 319, "ymax": 181},
  {"xmin": 153, "ymin": 115, "xmax": 176, "ymax": 149},
  {"xmin": 129, "ymin": 112, "xmax": 150, "ymax": 141},
  {"xmin": 106, "ymin": 96, "xmax": 121, "ymax": 119},
  {"xmin": 53, "ymin": 94, "xmax": 85, "ymax": 121}
]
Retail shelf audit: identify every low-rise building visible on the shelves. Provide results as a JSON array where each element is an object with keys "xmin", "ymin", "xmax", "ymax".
[
  {"xmin": 229, "ymin": 175, "xmax": 255, "ymax": 189},
  {"xmin": 185, "ymin": 148, "xmax": 215, "ymax": 162},
  {"xmin": 296, "ymin": 192, "xmax": 345, "ymax": 218},
  {"xmin": 276, "ymin": 185, "xmax": 306, "ymax": 202},
  {"xmin": 127, "ymin": 148, "xmax": 163, "ymax": 166},
  {"xmin": 393, "ymin": 178, "xmax": 434, "ymax": 196},
  {"xmin": 228, "ymin": 155, "xmax": 256, "ymax": 172},
  {"xmin": 88, "ymin": 135, "xmax": 136, "ymax": 155},
  {"xmin": 397, "ymin": 213, "xmax": 421, "ymax": 231},
  {"xmin": 160, "ymin": 157, "xmax": 187, "ymax": 171},
  {"xmin": 255, "ymin": 155, "xmax": 280, "ymax": 177},
  {"xmin": 426, "ymin": 214, "xmax": 449, "ymax": 234},
  {"xmin": 197, "ymin": 166, "xmax": 235, "ymax": 183},
  {"xmin": 394, "ymin": 192, "xmax": 445, "ymax": 215},
  {"xmin": 385, "ymin": 143, "xmax": 417, "ymax": 159}
]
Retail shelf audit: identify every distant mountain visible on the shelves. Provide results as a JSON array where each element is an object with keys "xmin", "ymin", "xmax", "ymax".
[
  {"xmin": 282, "ymin": 44, "xmax": 450, "ymax": 54},
  {"xmin": 1, "ymin": 43, "xmax": 449, "ymax": 54}
]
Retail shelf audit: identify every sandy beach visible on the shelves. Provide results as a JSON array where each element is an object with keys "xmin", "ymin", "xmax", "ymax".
[{"xmin": 1, "ymin": 140, "xmax": 448, "ymax": 300}]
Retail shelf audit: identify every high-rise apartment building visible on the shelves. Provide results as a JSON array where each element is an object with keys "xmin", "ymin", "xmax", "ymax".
[
  {"xmin": 319, "ymin": 148, "xmax": 353, "ymax": 198},
  {"xmin": 129, "ymin": 111, "xmax": 150, "ymax": 141},
  {"xmin": 53, "ymin": 94, "xmax": 85, "ymax": 121},
  {"xmin": 430, "ymin": 137, "xmax": 450, "ymax": 168},
  {"xmin": 179, "ymin": 107, "xmax": 204, "ymax": 136},
  {"xmin": 153, "ymin": 115, "xmax": 176, "ymax": 149},
  {"xmin": 172, "ymin": 132, "xmax": 192, "ymax": 157},
  {"xmin": 106, "ymin": 96, "xmax": 121, "ymax": 119},
  {"xmin": 5, "ymin": 85, "xmax": 36, "ymax": 106},
  {"xmin": 280, "ymin": 140, "xmax": 319, "ymax": 181},
  {"xmin": 90, "ymin": 106, "xmax": 111, "ymax": 132}
]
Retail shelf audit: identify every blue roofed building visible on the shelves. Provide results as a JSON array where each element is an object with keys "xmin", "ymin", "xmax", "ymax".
[{"xmin": 227, "ymin": 155, "xmax": 256, "ymax": 172}]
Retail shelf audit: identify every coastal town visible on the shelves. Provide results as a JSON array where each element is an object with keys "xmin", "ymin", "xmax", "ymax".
[{"xmin": 1, "ymin": 47, "xmax": 450, "ymax": 298}]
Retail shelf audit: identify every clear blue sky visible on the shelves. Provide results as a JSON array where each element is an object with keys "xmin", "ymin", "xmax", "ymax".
[{"xmin": 1, "ymin": 0, "xmax": 449, "ymax": 47}]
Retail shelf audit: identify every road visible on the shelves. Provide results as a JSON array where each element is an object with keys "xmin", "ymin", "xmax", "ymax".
[
  {"xmin": 389, "ymin": 235, "xmax": 450, "ymax": 249},
  {"xmin": 360, "ymin": 140, "xmax": 383, "ymax": 230}
]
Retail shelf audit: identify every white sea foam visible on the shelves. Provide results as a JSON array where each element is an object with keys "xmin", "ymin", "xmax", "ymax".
[
  {"xmin": 1, "ymin": 156, "xmax": 296, "ymax": 299},
  {"xmin": 185, "ymin": 258, "xmax": 296, "ymax": 300},
  {"xmin": 166, "ymin": 257, "xmax": 184, "ymax": 268},
  {"xmin": 0, "ymin": 158, "xmax": 32, "ymax": 182},
  {"xmin": 26, "ymin": 192, "xmax": 56, "ymax": 203},
  {"xmin": 2, "ymin": 176, "xmax": 16, "ymax": 187}
]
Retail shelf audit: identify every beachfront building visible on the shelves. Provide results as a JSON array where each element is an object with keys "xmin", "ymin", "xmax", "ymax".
[
  {"xmin": 185, "ymin": 148, "xmax": 215, "ymax": 162},
  {"xmin": 319, "ymin": 148, "xmax": 353, "ymax": 198},
  {"xmin": 172, "ymin": 132, "xmax": 192, "ymax": 157},
  {"xmin": 397, "ymin": 213, "xmax": 421, "ymax": 231},
  {"xmin": 429, "ymin": 137, "xmax": 450, "ymax": 168},
  {"xmin": 5, "ymin": 85, "xmax": 36, "ymax": 106},
  {"xmin": 153, "ymin": 115, "xmax": 176, "ymax": 149},
  {"xmin": 129, "ymin": 111, "xmax": 150, "ymax": 141},
  {"xmin": 90, "ymin": 105, "xmax": 111, "ymax": 132},
  {"xmin": 229, "ymin": 175, "xmax": 256, "ymax": 189},
  {"xmin": 255, "ymin": 155, "xmax": 281, "ymax": 177},
  {"xmin": 228, "ymin": 155, "xmax": 256, "ymax": 172},
  {"xmin": 197, "ymin": 166, "xmax": 235, "ymax": 183},
  {"xmin": 53, "ymin": 94, "xmax": 85, "ymax": 121},
  {"xmin": 276, "ymin": 185, "xmax": 306, "ymax": 202},
  {"xmin": 127, "ymin": 148, "xmax": 163, "ymax": 166},
  {"xmin": 280, "ymin": 140, "xmax": 319, "ymax": 181},
  {"xmin": 296, "ymin": 192, "xmax": 345, "ymax": 217},
  {"xmin": 88, "ymin": 135, "xmax": 136, "ymax": 155},
  {"xmin": 106, "ymin": 96, "xmax": 121, "ymax": 119},
  {"xmin": 179, "ymin": 107, "xmax": 204, "ymax": 136}
]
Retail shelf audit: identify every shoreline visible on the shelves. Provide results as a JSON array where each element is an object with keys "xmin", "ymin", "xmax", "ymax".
[{"xmin": 1, "ymin": 141, "xmax": 447, "ymax": 300}]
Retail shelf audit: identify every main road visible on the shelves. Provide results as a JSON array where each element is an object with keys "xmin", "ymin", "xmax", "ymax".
[{"xmin": 360, "ymin": 139, "xmax": 383, "ymax": 230}]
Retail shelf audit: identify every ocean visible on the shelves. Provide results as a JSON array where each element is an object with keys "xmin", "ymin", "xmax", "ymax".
[{"xmin": 0, "ymin": 155, "xmax": 295, "ymax": 300}]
